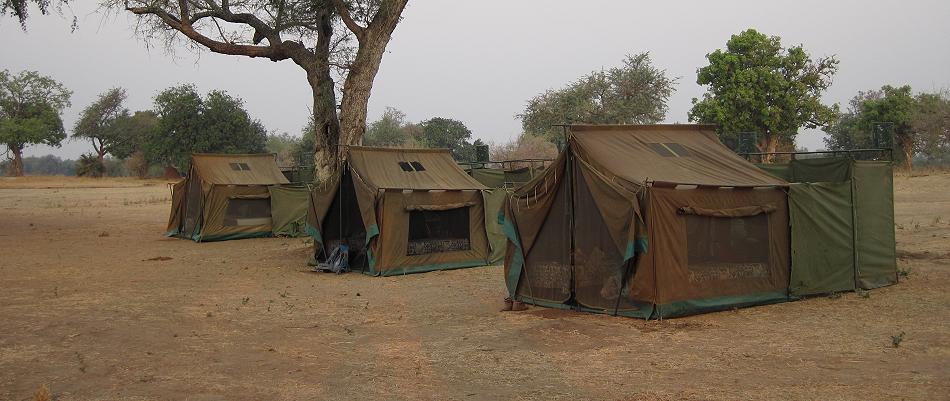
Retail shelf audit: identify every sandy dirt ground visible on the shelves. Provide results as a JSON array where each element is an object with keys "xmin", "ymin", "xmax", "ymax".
[{"xmin": 0, "ymin": 173, "xmax": 948, "ymax": 401}]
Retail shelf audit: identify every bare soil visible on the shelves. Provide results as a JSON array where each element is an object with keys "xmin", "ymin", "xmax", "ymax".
[{"xmin": 1, "ymin": 174, "xmax": 948, "ymax": 401}]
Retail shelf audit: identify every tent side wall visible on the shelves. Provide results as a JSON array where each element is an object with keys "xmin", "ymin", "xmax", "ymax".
[
  {"xmin": 196, "ymin": 184, "xmax": 274, "ymax": 242},
  {"xmin": 483, "ymin": 190, "xmax": 507, "ymax": 265},
  {"xmin": 757, "ymin": 158, "xmax": 897, "ymax": 293},
  {"xmin": 166, "ymin": 180, "xmax": 187, "ymax": 236},
  {"xmin": 269, "ymin": 186, "xmax": 310, "ymax": 237},
  {"xmin": 646, "ymin": 187, "xmax": 790, "ymax": 318},
  {"xmin": 852, "ymin": 161, "xmax": 898, "ymax": 289},
  {"xmin": 788, "ymin": 182, "xmax": 856, "ymax": 296},
  {"xmin": 375, "ymin": 189, "xmax": 490, "ymax": 275}
]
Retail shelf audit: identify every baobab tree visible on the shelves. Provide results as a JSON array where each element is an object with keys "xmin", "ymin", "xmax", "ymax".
[{"xmin": 112, "ymin": 0, "xmax": 408, "ymax": 179}]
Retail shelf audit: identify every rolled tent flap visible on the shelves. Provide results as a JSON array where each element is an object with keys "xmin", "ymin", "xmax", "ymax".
[
  {"xmin": 405, "ymin": 202, "xmax": 476, "ymax": 211},
  {"xmin": 677, "ymin": 204, "xmax": 777, "ymax": 218},
  {"xmin": 229, "ymin": 193, "xmax": 271, "ymax": 200}
]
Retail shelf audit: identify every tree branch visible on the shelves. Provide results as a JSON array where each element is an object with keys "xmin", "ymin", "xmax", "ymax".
[
  {"xmin": 331, "ymin": 0, "xmax": 365, "ymax": 41},
  {"xmin": 127, "ymin": 5, "xmax": 284, "ymax": 60}
]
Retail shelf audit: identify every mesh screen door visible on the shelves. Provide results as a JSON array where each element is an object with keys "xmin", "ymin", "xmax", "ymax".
[{"xmin": 407, "ymin": 207, "xmax": 471, "ymax": 255}]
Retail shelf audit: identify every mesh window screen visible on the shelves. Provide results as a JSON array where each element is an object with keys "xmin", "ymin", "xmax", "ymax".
[
  {"xmin": 224, "ymin": 198, "xmax": 271, "ymax": 226},
  {"xmin": 685, "ymin": 214, "xmax": 770, "ymax": 282},
  {"xmin": 182, "ymin": 176, "xmax": 202, "ymax": 235},
  {"xmin": 407, "ymin": 207, "xmax": 471, "ymax": 255}
]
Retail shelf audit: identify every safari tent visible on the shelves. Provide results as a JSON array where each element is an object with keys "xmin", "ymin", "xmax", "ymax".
[
  {"xmin": 306, "ymin": 146, "xmax": 493, "ymax": 276},
  {"xmin": 166, "ymin": 153, "xmax": 290, "ymax": 242},
  {"xmin": 756, "ymin": 157, "xmax": 897, "ymax": 296},
  {"xmin": 501, "ymin": 124, "xmax": 791, "ymax": 319}
]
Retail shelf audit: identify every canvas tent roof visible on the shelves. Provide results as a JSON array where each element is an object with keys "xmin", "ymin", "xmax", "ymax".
[
  {"xmin": 348, "ymin": 147, "xmax": 487, "ymax": 190},
  {"xmin": 191, "ymin": 153, "xmax": 290, "ymax": 185},
  {"xmin": 570, "ymin": 124, "xmax": 786, "ymax": 187}
]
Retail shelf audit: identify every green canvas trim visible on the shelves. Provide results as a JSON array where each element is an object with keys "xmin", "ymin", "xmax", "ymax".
[
  {"xmin": 165, "ymin": 228, "xmax": 180, "ymax": 237},
  {"xmin": 368, "ymin": 259, "xmax": 492, "ymax": 277},
  {"xmin": 515, "ymin": 295, "xmax": 654, "ymax": 319},
  {"xmin": 623, "ymin": 237, "xmax": 649, "ymax": 261},
  {"xmin": 196, "ymin": 230, "xmax": 273, "ymax": 242},
  {"xmin": 304, "ymin": 222, "xmax": 323, "ymax": 247},
  {"xmin": 500, "ymin": 212, "xmax": 526, "ymax": 297},
  {"xmin": 364, "ymin": 224, "xmax": 380, "ymax": 272},
  {"xmin": 653, "ymin": 291, "xmax": 788, "ymax": 319}
]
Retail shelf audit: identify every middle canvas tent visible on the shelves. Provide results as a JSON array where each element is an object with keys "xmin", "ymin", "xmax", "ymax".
[{"xmin": 307, "ymin": 146, "xmax": 493, "ymax": 276}]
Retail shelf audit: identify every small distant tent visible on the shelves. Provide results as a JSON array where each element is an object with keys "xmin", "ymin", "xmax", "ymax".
[
  {"xmin": 502, "ymin": 125, "xmax": 790, "ymax": 319},
  {"xmin": 166, "ymin": 153, "xmax": 290, "ymax": 242},
  {"xmin": 306, "ymin": 147, "xmax": 493, "ymax": 276},
  {"xmin": 756, "ymin": 157, "xmax": 897, "ymax": 295}
]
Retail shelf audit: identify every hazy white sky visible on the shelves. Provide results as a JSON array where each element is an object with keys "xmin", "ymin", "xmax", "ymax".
[{"xmin": 4, "ymin": 0, "xmax": 949, "ymax": 159}]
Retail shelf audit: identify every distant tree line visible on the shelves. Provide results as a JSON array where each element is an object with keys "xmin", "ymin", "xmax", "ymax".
[
  {"xmin": 5, "ymin": 26, "xmax": 950, "ymax": 176},
  {"xmin": 2, "ymin": 70, "xmax": 268, "ymax": 177}
]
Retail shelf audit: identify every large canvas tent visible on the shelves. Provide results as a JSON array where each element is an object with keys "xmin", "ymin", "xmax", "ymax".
[
  {"xmin": 306, "ymin": 147, "xmax": 493, "ymax": 276},
  {"xmin": 756, "ymin": 157, "xmax": 897, "ymax": 296},
  {"xmin": 502, "ymin": 124, "xmax": 790, "ymax": 319},
  {"xmin": 166, "ymin": 153, "xmax": 290, "ymax": 242}
]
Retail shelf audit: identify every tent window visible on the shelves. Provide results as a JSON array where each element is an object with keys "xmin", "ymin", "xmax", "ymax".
[
  {"xmin": 239, "ymin": 163, "xmax": 251, "ymax": 170},
  {"xmin": 647, "ymin": 143, "xmax": 675, "ymax": 157},
  {"xmin": 398, "ymin": 161, "xmax": 414, "ymax": 172},
  {"xmin": 407, "ymin": 207, "xmax": 471, "ymax": 255},
  {"xmin": 685, "ymin": 214, "xmax": 770, "ymax": 282},
  {"xmin": 229, "ymin": 162, "xmax": 252, "ymax": 171},
  {"xmin": 648, "ymin": 143, "xmax": 691, "ymax": 157},
  {"xmin": 664, "ymin": 143, "xmax": 691, "ymax": 157},
  {"xmin": 224, "ymin": 198, "xmax": 271, "ymax": 226},
  {"xmin": 410, "ymin": 161, "xmax": 426, "ymax": 171}
]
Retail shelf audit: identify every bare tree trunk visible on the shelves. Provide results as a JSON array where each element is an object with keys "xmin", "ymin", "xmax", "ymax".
[
  {"xmin": 11, "ymin": 146, "xmax": 24, "ymax": 177},
  {"xmin": 308, "ymin": 70, "xmax": 342, "ymax": 183},
  {"xmin": 901, "ymin": 136, "xmax": 914, "ymax": 170},
  {"xmin": 756, "ymin": 134, "xmax": 779, "ymax": 164},
  {"xmin": 307, "ymin": 9, "xmax": 342, "ymax": 184},
  {"xmin": 97, "ymin": 142, "xmax": 107, "ymax": 177},
  {"xmin": 335, "ymin": 0, "xmax": 408, "ymax": 158}
]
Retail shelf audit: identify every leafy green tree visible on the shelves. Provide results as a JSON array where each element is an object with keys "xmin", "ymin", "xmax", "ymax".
[
  {"xmin": 144, "ymin": 85, "xmax": 267, "ymax": 169},
  {"xmin": 266, "ymin": 132, "xmax": 303, "ymax": 166},
  {"xmin": 73, "ymin": 88, "xmax": 135, "ymax": 172},
  {"xmin": 913, "ymin": 91, "xmax": 950, "ymax": 163},
  {"xmin": 823, "ymin": 90, "xmax": 880, "ymax": 152},
  {"xmin": 364, "ymin": 107, "xmax": 410, "ymax": 147},
  {"xmin": 856, "ymin": 85, "xmax": 917, "ymax": 169},
  {"xmin": 419, "ymin": 117, "xmax": 474, "ymax": 160},
  {"xmin": 520, "ymin": 53, "xmax": 676, "ymax": 141},
  {"xmin": 0, "ymin": 69, "xmax": 72, "ymax": 176},
  {"xmin": 689, "ymin": 29, "xmax": 839, "ymax": 161}
]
